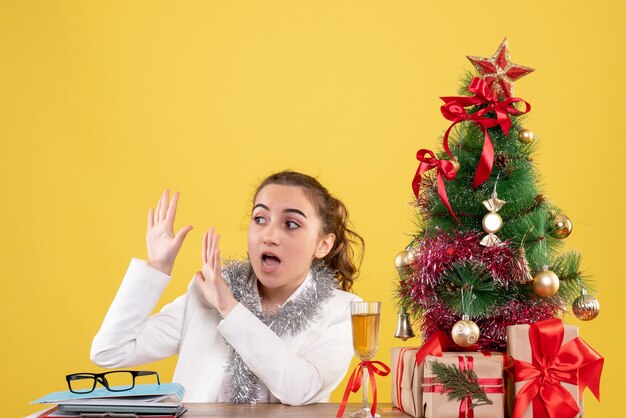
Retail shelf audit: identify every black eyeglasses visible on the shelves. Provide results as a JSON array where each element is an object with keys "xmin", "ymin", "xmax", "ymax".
[{"xmin": 66, "ymin": 370, "xmax": 161, "ymax": 394}]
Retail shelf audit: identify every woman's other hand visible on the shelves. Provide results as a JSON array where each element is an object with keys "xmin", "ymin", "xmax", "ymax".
[
  {"xmin": 146, "ymin": 190, "xmax": 193, "ymax": 275},
  {"xmin": 195, "ymin": 228, "xmax": 237, "ymax": 317}
]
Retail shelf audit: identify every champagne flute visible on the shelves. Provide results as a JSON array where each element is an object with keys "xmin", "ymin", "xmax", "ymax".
[{"xmin": 350, "ymin": 301, "xmax": 381, "ymax": 417}]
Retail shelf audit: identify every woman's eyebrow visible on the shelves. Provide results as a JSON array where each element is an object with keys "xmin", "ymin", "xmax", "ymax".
[
  {"xmin": 253, "ymin": 203, "xmax": 269, "ymax": 211},
  {"xmin": 285, "ymin": 208, "xmax": 307, "ymax": 218},
  {"xmin": 253, "ymin": 203, "xmax": 307, "ymax": 219}
]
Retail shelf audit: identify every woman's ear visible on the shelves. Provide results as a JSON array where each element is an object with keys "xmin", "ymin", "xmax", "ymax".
[{"xmin": 314, "ymin": 233, "xmax": 336, "ymax": 259}]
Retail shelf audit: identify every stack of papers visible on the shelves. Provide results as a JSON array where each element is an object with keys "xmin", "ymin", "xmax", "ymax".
[{"xmin": 31, "ymin": 383, "xmax": 186, "ymax": 417}]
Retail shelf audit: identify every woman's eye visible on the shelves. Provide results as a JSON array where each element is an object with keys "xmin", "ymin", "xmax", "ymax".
[
  {"xmin": 253, "ymin": 216, "xmax": 267, "ymax": 225},
  {"xmin": 285, "ymin": 220, "xmax": 300, "ymax": 229}
]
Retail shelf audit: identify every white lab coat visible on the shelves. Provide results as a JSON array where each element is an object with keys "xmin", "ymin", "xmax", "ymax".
[{"xmin": 90, "ymin": 259, "xmax": 358, "ymax": 404}]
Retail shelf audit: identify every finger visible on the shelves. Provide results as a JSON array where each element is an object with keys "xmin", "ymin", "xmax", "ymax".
[
  {"xmin": 159, "ymin": 190, "xmax": 170, "ymax": 221},
  {"xmin": 155, "ymin": 195, "xmax": 162, "ymax": 222},
  {"xmin": 166, "ymin": 191, "xmax": 180, "ymax": 226},
  {"xmin": 147, "ymin": 208, "xmax": 154, "ymax": 230},
  {"xmin": 206, "ymin": 227, "xmax": 215, "ymax": 264},
  {"xmin": 210, "ymin": 233, "xmax": 220, "ymax": 272},
  {"xmin": 175, "ymin": 225, "xmax": 193, "ymax": 245},
  {"xmin": 202, "ymin": 230, "xmax": 208, "ymax": 265},
  {"xmin": 214, "ymin": 248, "xmax": 222, "ymax": 279},
  {"xmin": 212, "ymin": 233, "xmax": 220, "ymax": 259}
]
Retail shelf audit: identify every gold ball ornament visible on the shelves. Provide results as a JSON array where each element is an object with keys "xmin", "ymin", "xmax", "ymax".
[
  {"xmin": 572, "ymin": 289, "xmax": 600, "ymax": 321},
  {"xmin": 532, "ymin": 267, "xmax": 560, "ymax": 297},
  {"xmin": 394, "ymin": 249, "xmax": 416, "ymax": 273},
  {"xmin": 451, "ymin": 316, "xmax": 480, "ymax": 347},
  {"xmin": 551, "ymin": 214, "xmax": 573, "ymax": 239},
  {"xmin": 518, "ymin": 129, "xmax": 534, "ymax": 143},
  {"xmin": 482, "ymin": 212, "xmax": 503, "ymax": 234}
]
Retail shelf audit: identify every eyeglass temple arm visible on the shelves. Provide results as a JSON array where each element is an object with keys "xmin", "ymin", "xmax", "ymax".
[{"xmin": 136, "ymin": 370, "xmax": 161, "ymax": 385}]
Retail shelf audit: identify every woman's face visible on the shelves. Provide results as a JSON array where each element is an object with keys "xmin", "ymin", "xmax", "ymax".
[{"xmin": 247, "ymin": 184, "xmax": 335, "ymax": 300}]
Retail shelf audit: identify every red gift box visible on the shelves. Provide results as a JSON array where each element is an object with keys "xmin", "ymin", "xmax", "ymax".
[
  {"xmin": 391, "ymin": 347, "xmax": 424, "ymax": 417},
  {"xmin": 422, "ymin": 352, "xmax": 504, "ymax": 418},
  {"xmin": 506, "ymin": 319, "xmax": 603, "ymax": 418}
]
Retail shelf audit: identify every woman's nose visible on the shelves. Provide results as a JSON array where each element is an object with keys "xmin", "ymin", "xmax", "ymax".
[{"xmin": 262, "ymin": 223, "xmax": 280, "ymax": 245}]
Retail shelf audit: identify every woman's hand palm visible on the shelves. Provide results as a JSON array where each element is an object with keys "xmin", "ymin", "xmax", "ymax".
[
  {"xmin": 146, "ymin": 190, "xmax": 192, "ymax": 275},
  {"xmin": 195, "ymin": 228, "xmax": 237, "ymax": 316}
]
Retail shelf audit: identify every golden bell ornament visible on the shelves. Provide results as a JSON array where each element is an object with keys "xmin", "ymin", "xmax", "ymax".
[
  {"xmin": 518, "ymin": 128, "xmax": 534, "ymax": 143},
  {"xmin": 451, "ymin": 315, "xmax": 480, "ymax": 347},
  {"xmin": 532, "ymin": 266, "xmax": 560, "ymax": 297},
  {"xmin": 572, "ymin": 289, "xmax": 600, "ymax": 321},
  {"xmin": 551, "ymin": 214, "xmax": 573, "ymax": 239},
  {"xmin": 518, "ymin": 248, "xmax": 534, "ymax": 284},
  {"xmin": 451, "ymin": 159, "xmax": 461, "ymax": 173},
  {"xmin": 394, "ymin": 307, "xmax": 416, "ymax": 340}
]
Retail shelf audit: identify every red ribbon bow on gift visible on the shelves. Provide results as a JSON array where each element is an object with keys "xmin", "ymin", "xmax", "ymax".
[
  {"xmin": 415, "ymin": 330, "xmax": 480, "ymax": 366},
  {"xmin": 440, "ymin": 77, "xmax": 531, "ymax": 188},
  {"xmin": 511, "ymin": 319, "xmax": 604, "ymax": 418},
  {"xmin": 337, "ymin": 360, "xmax": 391, "ymax": 418},
  {"xmin": 412, "ymin": 149, "xmax": 460, "ymax": 224}
]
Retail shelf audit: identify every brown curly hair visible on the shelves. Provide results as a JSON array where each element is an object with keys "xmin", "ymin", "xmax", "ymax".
[{"xmin": 253, "ymin": 171, "xmax": 364, "ymax": 291}]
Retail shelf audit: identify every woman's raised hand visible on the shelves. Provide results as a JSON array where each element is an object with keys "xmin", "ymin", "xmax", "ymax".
[
  {"xmin": 146, "ymin": 190, "xmax": 193, "ymax": 275},
  {"xmin": 195, "ymin": 228, "xmax": 237, "ymax": 317}
]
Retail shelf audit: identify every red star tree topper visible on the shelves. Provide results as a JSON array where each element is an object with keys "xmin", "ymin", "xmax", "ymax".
[{"xmin": 466, "ymin": 38, "xmax": 534, "ymax": 99}]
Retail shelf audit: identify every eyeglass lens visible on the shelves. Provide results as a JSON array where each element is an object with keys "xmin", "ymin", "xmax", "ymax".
[
  {"xmin": 101, "ymin": 371, "xmax": 136, "ymax": 391},
  {"xmin": 67, "ymin": 374, "xmax": 97, "ymax": 393}
]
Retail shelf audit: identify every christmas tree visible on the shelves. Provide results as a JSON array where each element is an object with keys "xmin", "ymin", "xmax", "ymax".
[{"xmin": 395, "ymin": 38, "xmax": 600, "ymax": 351}]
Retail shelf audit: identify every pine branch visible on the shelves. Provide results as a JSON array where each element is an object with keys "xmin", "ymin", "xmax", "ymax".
[
  {"xmin": 430, "ymin": 361, "xmax": 493, "ymax": 409},
  {"xmin": 439, "ymin": 262, "xmax": 506, "ymax": 316},
  {"xmin": 551, "ymin": 250, "xmax": 594, "ymax": 303}
]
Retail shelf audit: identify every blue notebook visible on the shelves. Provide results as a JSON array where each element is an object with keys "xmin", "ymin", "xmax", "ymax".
[{"xmin": 32, "ymin": 383, "xmax": 185, "ymax": 405}]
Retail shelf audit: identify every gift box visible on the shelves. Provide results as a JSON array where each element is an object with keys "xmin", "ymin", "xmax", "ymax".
[
  {"xmin": 422, "ymin": 352, "xmax": 504, "ymax": 418},
  {"xmin": 507, "ymin": 319, "xmax": 604, "ymax": 418},
  {"xmin": 391, "ymin": 347, "xmax": 425, "ymax": 417}
]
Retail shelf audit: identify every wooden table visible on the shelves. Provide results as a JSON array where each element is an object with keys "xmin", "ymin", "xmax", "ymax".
[{"xmin": 184, "ymin": 403, "xmax": 408, "ymax": 417}]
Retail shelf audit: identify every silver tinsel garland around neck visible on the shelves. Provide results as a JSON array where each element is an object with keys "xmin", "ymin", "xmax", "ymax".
[{"xmin": 220, "ymin": 259, "xmax": 338, "ymax": 403}]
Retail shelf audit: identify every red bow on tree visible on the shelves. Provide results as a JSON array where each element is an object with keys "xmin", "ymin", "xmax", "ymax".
[
  {"xmin": 440, "ymin": 77, "xmax": 531, "ymax": 188},
  {"xmin": 412, "ymin": 149, "xmax": 460, "ymax": 224},
  {"xmin": 511, "ymin": 319, "xmax": 604, "ymax": 418}
]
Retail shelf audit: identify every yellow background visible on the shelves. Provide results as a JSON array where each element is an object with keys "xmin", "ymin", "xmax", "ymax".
[{"xmin": 1, "ymin": 1, "xmax": 624, "ymax": 416}]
